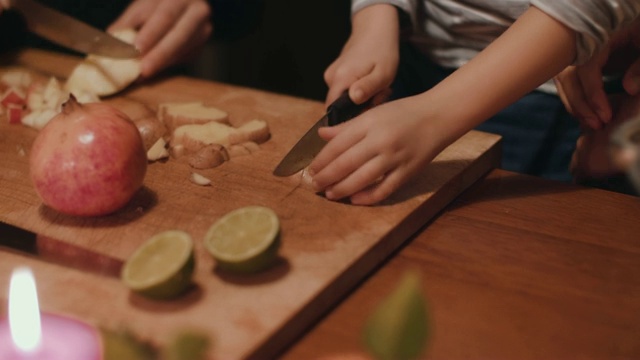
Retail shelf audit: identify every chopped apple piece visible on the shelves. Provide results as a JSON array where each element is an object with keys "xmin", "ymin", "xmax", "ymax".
[
  {"xmin": 26, "ymin": 82, "xmax": 45, "ymax": 110},
  {"xmin": 21, "ymin": 108, "xmax": 58, "ymax": 130},
  {"xmin": 0, "ymin": 70, "xmax": 32, "ymax": 89},
  {"xmin": 71, "ymin": 89, "xmax": 100, "ymax": 104},
  {"xmin": 147, "ymin": 138, "xmax": 169, "ymax": 162},
  {"xmin": 65, "ymin": 29, "xmax": 141, "ymax": 97},
  {"xmin": 26, "ymin": 77, "xmax": 69, "ymax": 112},
  {"xmin": 6, "ymin": 104, "xmax": 24, "ymax": 124},
  {"xmin": 1, "ymin": 87, "xmax": 26, "ymax": 108}
]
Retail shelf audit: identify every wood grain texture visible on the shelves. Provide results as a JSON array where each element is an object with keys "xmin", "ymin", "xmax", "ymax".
[
  {"xmin": 0, "ymin": 49, "xmax": 500, "ymax": 359},
  {"xmin": 282, "ymin": 170, "xmax": 640, "ymax": 360}
]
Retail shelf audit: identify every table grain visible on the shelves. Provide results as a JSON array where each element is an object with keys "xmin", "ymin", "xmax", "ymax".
[{"xmin": 281, "ymin": 169, "xmax": 640, "ymax": 360}]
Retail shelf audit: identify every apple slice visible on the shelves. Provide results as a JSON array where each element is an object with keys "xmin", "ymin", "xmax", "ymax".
[
  {"xmin": 65, "ymin": 28, "xmax": 141, "ymax": 97},
  {"xmin": 1, "ymin": 87, "xmax": 26, "ymax": 108},
  {"xmin": 147, "ymin": 137, "xmax": 170, "ymax": 162},
  {"xmin": 0, "ymin": 70, "xmax": 32, "ymax": 89},
  {"xmin": 6, "ymin": 104, "xmax": 24, "ymax": 124}
]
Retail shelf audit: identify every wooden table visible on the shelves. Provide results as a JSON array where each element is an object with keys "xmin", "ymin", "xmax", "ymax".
[{"xmin": 282, "ymin": 169, "xmax": 640, "ymax": 360}]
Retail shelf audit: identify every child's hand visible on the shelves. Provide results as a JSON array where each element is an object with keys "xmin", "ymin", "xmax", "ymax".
[
  {"xmin": 554, "ymin": 17, "xmax": 640, "ymax": 130},
  {"xmin": 324, "ymin": 4, "xmax": 400, "ymax": 107},
  {"xmin": 309, "ymin": 94, "xmax": 449, "ymax": 205},
  {"xmin": 108, "ymin": 0, "xmax": 213, "ymax": 79}
]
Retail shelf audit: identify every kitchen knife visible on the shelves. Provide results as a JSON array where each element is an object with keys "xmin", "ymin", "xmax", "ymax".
[
  {"xmin": 9, "ymin": 0, "xmax": 140, "ymax": 59},
  {"xmin": 0, "ymin": 221, "xmax": 123, "ymax": 278},
  {"xmin": 273, "ymin": 90, "xmax": 374, "ymax": 177}
]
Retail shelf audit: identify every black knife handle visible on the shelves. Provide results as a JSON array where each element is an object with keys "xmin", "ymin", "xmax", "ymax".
[{"xmin": 326, "ymin": 90, "xmax": 373, "ymax": 126}]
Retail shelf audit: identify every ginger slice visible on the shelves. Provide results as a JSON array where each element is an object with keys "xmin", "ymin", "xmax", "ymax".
[
  {"xmin": 170, "ymin": 121, "xmax": 237, "ymax": 157},
  {"xmin": 188, "ymin": 144, "xmax": 230, "ymax": 169},
  {"xmin": 159, "ymin": 102, "xmax": 229, "ymax": 133},
  {"xmin": 229, "ymin": 119, "xmax": 271, "ymax": 144}
]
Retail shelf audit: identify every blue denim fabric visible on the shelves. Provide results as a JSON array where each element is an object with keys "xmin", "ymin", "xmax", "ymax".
[{"xmin": 392, "ymin": 42, "xmax": 580, "ymax": 182}]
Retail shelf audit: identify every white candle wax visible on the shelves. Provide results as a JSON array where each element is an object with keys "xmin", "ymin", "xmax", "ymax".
[
  {"xmin": 0, "ymin": 313, "xmax": 101, "ymax": 360},
  {"xmin": 0, "ymin": 267, "xmax": 101, "ymax": 359}
]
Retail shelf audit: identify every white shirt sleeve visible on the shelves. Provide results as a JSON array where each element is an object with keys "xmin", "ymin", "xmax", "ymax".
[
  {"xmin": 531, "ymin": 0, "xmax": 640, "ymax": 64},
  {"xmin": 352, "ymin": 0, "xmax": 421, "ymax": 32}
]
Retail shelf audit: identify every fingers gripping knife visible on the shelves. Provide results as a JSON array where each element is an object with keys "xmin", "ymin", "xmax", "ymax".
[
  {"xmin": 8, "ymin": 0, "xmax": 139, "ymax": 58},
  {"xmin": 273, "ymin": 90, "xmax": 374, "ymax": 177}
]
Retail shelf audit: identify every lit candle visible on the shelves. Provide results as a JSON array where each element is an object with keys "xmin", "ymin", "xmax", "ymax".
[{"xmin": 0, "ymin": 267, "xmax": 102, "ymax": 360}]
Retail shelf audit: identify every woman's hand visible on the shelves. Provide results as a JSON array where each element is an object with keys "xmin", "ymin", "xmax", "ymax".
[
  {"xmin": 554, "ymin": 17, "xmax": 640, "ymax": 130},
  {"xmin": 109, "ymin": 0, "xmax": 213, "ymax": 78},
  {"xmin": 0, "ymin": 0, "xmax": 9, "ymax": 14},
  {"xmin": 323, "ymin": 4, "xmax": 400, "ymax": 107},
  {"xmin": 570, "ymin": 93, "xmax": 640, "ymax": 180}
]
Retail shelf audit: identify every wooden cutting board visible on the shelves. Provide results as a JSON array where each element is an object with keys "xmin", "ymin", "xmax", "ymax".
[{"xmin": 0, "ymin": 49, "xmax": 501, "ymax": 359}]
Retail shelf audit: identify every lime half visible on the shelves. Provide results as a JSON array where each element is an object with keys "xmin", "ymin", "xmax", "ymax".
[
  {"xmin": 204, "ymin": 206, "xmax": 280, "ymax": 274},
  {"xmin": 121, "ymin": 230, "xmax": 195, "ymax": 299}
]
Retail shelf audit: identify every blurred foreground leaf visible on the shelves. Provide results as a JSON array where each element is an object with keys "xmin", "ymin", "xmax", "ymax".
[
  {"xmin": 363, "ymin": 270, "xmax": 429, "ymax": 360},
  {"xmin": 101, "ymin": 328, "xmax": 157, "ymax": 360},
  {"xmin": 162, "ymin": 330, "xmax": 210, "ymax": 360}
]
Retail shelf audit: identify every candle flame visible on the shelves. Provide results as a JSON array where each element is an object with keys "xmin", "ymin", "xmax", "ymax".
[{"xmin": 8, "ymin": 267, "xmax": 42, "ymax": 353}]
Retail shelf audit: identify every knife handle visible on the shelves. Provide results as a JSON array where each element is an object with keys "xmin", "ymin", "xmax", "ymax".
[{"xmin": 327, "ymin": 90, "xmax": 374, "ymax": 126}]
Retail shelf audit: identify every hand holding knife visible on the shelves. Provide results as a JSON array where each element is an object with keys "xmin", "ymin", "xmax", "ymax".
[
  {"xmin": 273, "ymin": 90, "xmax": 379, "ymax": 177},
  {"xmin": 6, "ymin": 0, "xmax": 140, "ymax": 58}
]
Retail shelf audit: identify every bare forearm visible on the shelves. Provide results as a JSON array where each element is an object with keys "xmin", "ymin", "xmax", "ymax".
[
  {"xmin": 351, "ymin": 4, "xmax": 399, "ymax": 42},
  {"xmin": 419, "ymin": 6, "xmax": 577, "ymax": 146}
]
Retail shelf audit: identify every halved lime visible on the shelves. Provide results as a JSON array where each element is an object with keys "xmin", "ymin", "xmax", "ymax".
[
  {"xmin": 204, "ymin": 206, "xmax": 280, "ymax": 274},
  {"xmin": 121, "ymin": 230, "xmax": 195, "ymax": 299}
]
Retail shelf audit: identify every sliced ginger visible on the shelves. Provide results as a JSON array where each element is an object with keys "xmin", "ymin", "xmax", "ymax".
[{"xmin": 159, "ymin": 102, "xmax": 229, "ymax": 133}]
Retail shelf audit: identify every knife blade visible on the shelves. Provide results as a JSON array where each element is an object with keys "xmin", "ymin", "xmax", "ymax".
[
  {"xmin": 0, "ymin": 221, "xmax": 123, "ymax": 278},
  {"xmin": 9, "ymin": 0, "xmax": 140, "ymax": 59},
  {"xmin": 273, "ymin": 90, "xmax": 374, "ymax": 177}
]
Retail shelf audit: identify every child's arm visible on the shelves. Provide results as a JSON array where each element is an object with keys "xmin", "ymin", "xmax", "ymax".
[{"xmin": 310, "ymin": 6, "xmax": 577, "ymax": 205}]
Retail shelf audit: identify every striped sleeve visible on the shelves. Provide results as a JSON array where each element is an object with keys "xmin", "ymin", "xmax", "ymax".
[
  {"xmin": 352, "ymin": 0, "xmax": 420, "ymax": 31},
  {"xmin": 531, "ymin": 0, "xmax": 640, "ymax": 64}
]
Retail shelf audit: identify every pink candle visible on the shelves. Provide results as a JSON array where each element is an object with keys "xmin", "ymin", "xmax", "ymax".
[{"xmin": 0, "ymin": 268, "xmax": 102, "ymax": 360}]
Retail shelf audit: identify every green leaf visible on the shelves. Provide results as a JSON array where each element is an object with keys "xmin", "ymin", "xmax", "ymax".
[{"xmin": 363, "ymin": 270, "xmax": 430, "ymax": 360}]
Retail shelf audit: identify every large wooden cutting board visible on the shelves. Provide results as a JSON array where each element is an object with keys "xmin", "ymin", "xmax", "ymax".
[{"xmin": 0, "ymin": 49, "xmax": 501, "ymax": 359}]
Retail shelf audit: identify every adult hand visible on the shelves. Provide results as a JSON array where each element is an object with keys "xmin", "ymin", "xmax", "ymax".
[
  {"xmin": 323, "ymin": 4, "xmax": 399, "ymax": 107},
  {"xmin": 570, "ymin": 93, "xmax": 640, "ymax": 180},
  {"xmin": 108, "ymin": 0, "xmax": 213, "ymax": 79},
  {"xmin": 0, "ymin": 0, "xmax": 9, "ymax": 14},
  {"xmin": 554, "ymin": 17, "xmax": 640, "ymax": 130}
]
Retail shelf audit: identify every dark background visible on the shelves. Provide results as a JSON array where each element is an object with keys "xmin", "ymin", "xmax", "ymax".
[
  {"xmin": 199, "ymin": 0, "xmax": 351, "ymax": 101},
  {"xmin": 0, "ymin": 0, "xmax": 352, "ymax": 102}
]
